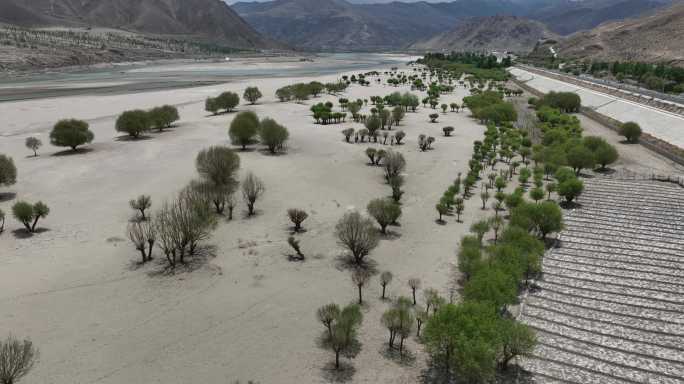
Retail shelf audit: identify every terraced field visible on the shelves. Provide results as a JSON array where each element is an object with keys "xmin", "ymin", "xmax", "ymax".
[{"xmin": 520, "ymin": 178, "xmax": 684, "ymax": 384}]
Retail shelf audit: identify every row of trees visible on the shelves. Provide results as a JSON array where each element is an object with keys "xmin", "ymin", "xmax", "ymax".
[
  {"xmin": 229, "ymin": 111, "xmax": 289, "ymax": 153},
  {"xmin": 116, "ymin": 105, "xmax": 180, "ymax": 138}
]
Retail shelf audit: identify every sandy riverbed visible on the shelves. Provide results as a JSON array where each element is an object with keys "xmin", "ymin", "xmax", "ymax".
[
  {"xmin": 0, "ymin": 61, "xmax": 489, "ymax": 384},
  {"xmin": 2, "ymin": 56, "xmax": 682, "ymax": 384}
]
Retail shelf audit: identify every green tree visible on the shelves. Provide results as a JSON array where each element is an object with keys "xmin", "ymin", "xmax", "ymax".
[
  {"xmin": 148, "ymin": 105, "xmax": 179, "ymax": 131},
  {"xmin": 12, "ymin": 201, "xmax": 49, "ymax": 233},
  {"xmin": 217, "ymin": 92, "xmax": 240, "ymax": 112},
  {"xmin": 243, "ymin": 87, "xmax": 262, "ymax": 105},
  {"xmin": 620, "ymin": 121, "xmax": 642, "ymax": 143},
  {"xmin": 497, "ymin": 320, "xmax": 536, "ymax": 370},
  {"xmin": 0, "ymin": 155, "xmax": 17, "ymax": 187},
  {"xmin": 423, "ymin": 302, "xmax": 500, "ymax": 382},
  {"xmin": 566, "ymin": 144, "xmax": 595, "ymax": 176},
  {"xmin": 594, "ymin": 142, "xmax": 619, "ymax": 170},
  {"xmin": 205, "ymin": 97, "xmax": 220, "ymax": 115},
  {"xmin": 50, "ymin": 119, "xmax": 94, "ymax": 150},
  {"xmin": 367, "ymin": 198, "xmax": 401, "ymax": 234},
  {"xmin": 229, "ymin": 111, "xmax": 259, "ymax": 150},
  {"xmin": 259, "ymin": 118, "xmax": 289, "ymax": 154},
  {"xmin": 463, "ymin": 267, "xmax": 517, "ymax": 312},
  {"xmin": 558, "ymin": 177, "xmax": 584, "ymax": 203},
  {"xmin": 25, "ymin": 137, "xmax": 42, "ymax": 157},
  {"xmin": 115, "ymin": 110, "xmax": 151, "ymax": 138}
]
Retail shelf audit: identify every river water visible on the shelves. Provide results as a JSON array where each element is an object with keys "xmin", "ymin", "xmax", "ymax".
[{"xmin": 0, "ymin": 53, "xmax": 418, "ymax": 102}]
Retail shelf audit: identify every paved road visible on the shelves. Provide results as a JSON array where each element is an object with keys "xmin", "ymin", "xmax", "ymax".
[{"xmin": 510, "ymin": 67, "xmax": 684, "ymax": 149}]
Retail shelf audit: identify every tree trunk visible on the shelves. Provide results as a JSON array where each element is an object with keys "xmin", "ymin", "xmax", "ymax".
[
  {"xmin": 412, "ymin": 289, "xmax": 416, "ymax": 305},
  {"xmin": 381, "ymin": 284, "xmax": 386, "ymax": 299},
  {"xmin": 228, "ymin": 207, "xmax": 234, "ymax": 220},
  {"xmin": 31, "ymin": 217, "xmax": 40, "ymax": 232},
  {"xmin": 335, "ymin": 350, "xmax": 340, "ymax": 370},
  {"xmin": 357, "ymin": 285, "xmax": 363, "ymax": 304}
]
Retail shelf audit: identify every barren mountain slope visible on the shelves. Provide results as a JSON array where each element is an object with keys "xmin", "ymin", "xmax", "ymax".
[
  {"xmin": 552, "ymin": 1, "xmax": 684, "ymax": 65},
  {"xmin": 0, "ymin": 0, "xmax": 273, "ymax": 49},
  {"xmin": 410, "ymin": 16, "xmax": 557, "ymax": 53}
]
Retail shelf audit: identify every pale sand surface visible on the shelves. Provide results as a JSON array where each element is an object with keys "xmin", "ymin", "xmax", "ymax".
[
  {"xmin": 0, "ymin": 63, "xmax": 487, "ymax": 384},
  {"xmin": 2, "ymin": 59, "xmax": 681, "ymax": 384}
]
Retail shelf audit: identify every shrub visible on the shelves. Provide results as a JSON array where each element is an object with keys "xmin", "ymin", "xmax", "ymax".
[
  {"xmin": 148, "ymin": 105, "xmax": 179, "ymax": 131},
  {"xmin": 367, "ymin": 198, "xmax": 401, "ymax": 234},
  {"xmin": 116, "ymin": 110, "xmax": 151, "ymax": 138},
  {"xmin": 287, "ymin": 208, "xmax": 308, "ymax": 232},
  {"xmin": 12, "ymin": 201, "xmax": 49, "ymax": 232},
  {"xmin": 0, "ymin": 335, "xmax": 38, "ymax": 384},
  {"xmin": 50, "ymin": 119, "xmax": 94, "ymax": 150},
  {"xmin": 25, "ymin": 137, "xmax": 42, "ymax": 156},
  {"xmin": 620, "ymin": 121, "xmax": 642, "ymax": 143},
  {"xmin": 129, "ymin": 195, "xmax": 152, "ymax": 221},
  {"xmin": 243, "ymin": 87, "xmax": 262, "ymax": 104},
  {"xmin": 442, "ymin": 126, "xmax": 454, "ymax": 136},
  {"xmin": 259, "ymin": 118, "xmax": 289, "ymax": 154},
  {"xmin": 429, "ymin": 113, "xmax": 439, "ymax": 123},
  {"xmin": 229, "ymin": 111, "xmax": 259, "ymax": 149},
  {"xmin": 335, "ymin": 211, "xmax": 379, "ymax": 265},
  {"xmin": 566, "ymin": 144, "xmax": 595, "ymax": 176},
  {"xmin": 593, "ymin": 141, "xmax": 619, "ymax": 170},
  {"xmin": 0, "ymin": 155, "xmax": 17, "ymax": 187}
]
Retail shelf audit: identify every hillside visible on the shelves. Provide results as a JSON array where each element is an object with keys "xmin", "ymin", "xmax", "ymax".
[
  {"xmin": 540, "ymin": 1, "xmax": 684, "ymax": 66},
  {"xmin": 232, "ymin": 0, "xmax": 460, "ymax": 51},
  {"xmin": 527, "ymin": 0, "xmax": 673, "ymax": 35},
  {"xmin": 232, "ymin": 0, "xmax": 672, "ymax": 51},
  {"xmin": 0, "ymin": 0, "xmax": 274, "ymax": 50},
  {"xmin": 410, "ymin": 16, "xmax": 557, "ymax": 54}
]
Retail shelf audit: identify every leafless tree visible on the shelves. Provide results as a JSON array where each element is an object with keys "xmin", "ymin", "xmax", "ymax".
[
  {"xmin": 335, "ymin": 211, "xmax": 379, "ymax": 265},
  {"xmin": 351, "ymin": 268, "xmax": 371, "ymax": 304},
  {"xmin": 408, "ymin": 278, "xmax": 421, "ymax": 305},
  {"xmin": 287, "ymin": 208, "xmax": 308, "ymax": 232},
  {"xmin": 380, "ymin": 271, "xmax": 393, "ymax": 299},
  {"xmin": 129, "ymin": 195, "xmax": 151, "ymax": 221},
  {"xmin": 241, "ymin": 172, "xmax": 265, "ymax": 216}
]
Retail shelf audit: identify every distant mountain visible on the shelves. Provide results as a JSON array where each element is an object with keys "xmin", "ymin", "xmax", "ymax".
[
  {"xmin": 232, "ymin": 0, "xmax": 673, "ymax": 51},
  {"xmin": 536, "ymin": 1, "xmax": 684, "ymax": 66},
  {"xmin": 231, "ymin": 0, "xmax": 460, "ymax": 51},
  {"xmin": 410, "ymin": 15, "xmax": 557, "ymax": 54},
  {"xmin": 527, "ymin": 0, "xmax": 674, "ymax": 35},
  {"xmin": 0, "ymin": 0, "xmax": 275, "ymax": 50}
]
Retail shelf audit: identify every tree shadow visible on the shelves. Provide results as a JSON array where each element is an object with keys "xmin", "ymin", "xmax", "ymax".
[
  {"xmin": 559, "ymin": 201, "xmax": 582, "ymax": 210},
  {"xmin": 52, "ymin": 147, "xmax": 94, "ymax": 156},
  {"xmin": 0, "ymin": 192, "xmax": 16, "ymax": 202},
  {"xmin": 380, "ymin": 230, "xmax": 403, "ymax": 241},
  {"xmin": 496, "ymin": 365, "xmax": 536, "ymax": 384},
  {"xmin": 380, "ymin": 345, "xmax": 417, "ymax": 367},
  {"xmin": 593, "ymin": 167, "xmax": 615, "ymax": 175},
  {"xmin": 334, "ymin": 254, "xmax": 379, "ymax": 275},
  {"xmin": 11, "ymin": 227, "xmax": 49, "ymax": 239},
  {"xmin": 320, "ymin": 361, "xmax": 357, "ymax": 383},
  {"xmin": 146, "ymin": 244, "xmax": 218, "ymax": 277},
  {"xmin": 115, "ymin": 135, "xmax": 154, "ymax": 142},
  {"xmin": 257, "ymin": 148, "xmax": 288, "ymax": 157}
]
